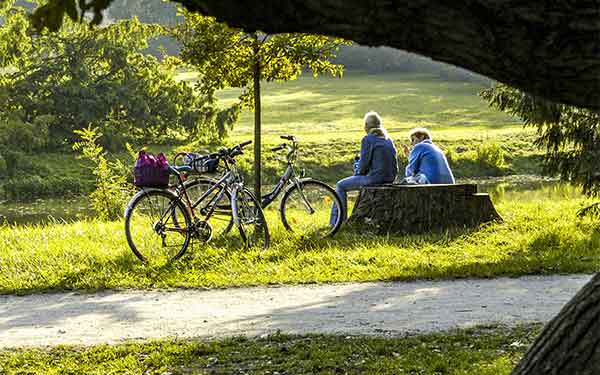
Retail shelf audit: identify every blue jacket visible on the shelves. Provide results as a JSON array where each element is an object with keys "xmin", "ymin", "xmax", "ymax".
[
  {"xmin": 357, "ymin": 134, "xmax": 398, "ymax": 182},
  {"xmin": 405, "ymin": 139, "xmax": 455, "ymax": 184}
]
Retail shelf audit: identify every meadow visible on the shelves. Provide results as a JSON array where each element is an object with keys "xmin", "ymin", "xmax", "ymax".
[
  {"xmin": 0, "ymin": 324, "xmax": 540, "ymax": 374},
  {"xmin": 0, "ymin": 72, "xmax": 540, "ymax": 201},
  {"xmin": 1, "ymin": 195, "xmax": 598, "ymax": 294},
  {"xmin": 1, "ymin": 72, "xmax": 595, "ymax": 295},
  {"xmin": 0, "ymin": 71, "xmax": 595, "ymax": 373}
]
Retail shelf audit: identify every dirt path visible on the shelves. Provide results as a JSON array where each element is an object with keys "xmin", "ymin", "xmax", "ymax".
[{"xmin": 0, "ymin": 274, "xmax": 592, "ymax": 348}]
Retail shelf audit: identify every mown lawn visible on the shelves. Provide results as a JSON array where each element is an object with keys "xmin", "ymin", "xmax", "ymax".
[
  {"xmin": 1, "ymin": 196, "xmax": 598, "ymax": 294},
  {"xmin": 0, "ymin": 324, "xmax": 540, "ymax": 374}
]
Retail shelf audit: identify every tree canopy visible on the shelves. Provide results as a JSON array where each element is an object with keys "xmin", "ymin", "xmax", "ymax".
[
  {"xmin": 0, "ymin": 3, "xmax": 231, "ymax": 151},
  {"xmin": 174, "ymin": 9, "xmax": 348, "ymax": 110}
]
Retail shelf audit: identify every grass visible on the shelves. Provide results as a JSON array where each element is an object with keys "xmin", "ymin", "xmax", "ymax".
[
  {"xmin": 2, "ymin": 73, "xmax": 542, "ymax": 200},
  {"xmin": 212, "ymin": 72, "xmax": 541, "ymax": 184},
  {"xmin": 0, "ymin": 324, "xmax": 540, "ymax": 374},
  {"xmin": 1, "ymin": 195, "xmax": 599, "ymax": 294}
]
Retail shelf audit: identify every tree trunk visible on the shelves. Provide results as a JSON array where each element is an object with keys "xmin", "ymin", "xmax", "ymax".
[
  {"xmin": 253, "ymin": 38, "xmax": 261, "ymax": 199},
  {"xmin": 511, "ymin": 273, "xmax": 600, "ymax": 375},
  {"xmin": 178, "ymin": 0, "xmax": 600, "ymax": 110},
  {"xmin": 348, "ymin": 184, "xmax": 501, "ymax": 234}
]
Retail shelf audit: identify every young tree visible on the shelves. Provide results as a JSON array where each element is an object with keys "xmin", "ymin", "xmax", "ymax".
[{"xmin": 174, "ymin": 10, "xmax": 349, "ymax": 197}]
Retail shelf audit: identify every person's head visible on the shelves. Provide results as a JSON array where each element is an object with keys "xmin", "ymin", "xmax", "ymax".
[
  {"xmin": 408, "ymin": 128, "xmax": 431, "ymax": 145},
  {"xmin": 363, "ymin": 111, "xmax": 388, "ymax": 138}
]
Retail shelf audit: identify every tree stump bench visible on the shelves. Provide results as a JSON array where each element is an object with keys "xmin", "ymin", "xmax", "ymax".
[{"xmin": 347, "ymin": 184, "xmax": 501, "ymax": 234}]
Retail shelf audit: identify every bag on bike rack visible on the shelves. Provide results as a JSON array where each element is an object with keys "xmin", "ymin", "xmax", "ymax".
[
  {"xmin": 133, "ymin": 150, "xmax": 170, "ymax": 188},
  {"xmin": 192, "ymin": 155, "xmax": 219, "ymax": 174}
]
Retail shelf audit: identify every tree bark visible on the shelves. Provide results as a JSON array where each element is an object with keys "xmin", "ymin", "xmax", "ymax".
[
  {"xmin": 176, "ymin": 0, "xmax": 600, "ymax": 110},
  {"xmin": 348, "ymin": 184, "xmax": 501, "ymax": 233},
  {"xmin": 510, "ymin": 273, "xmax": 600, "ymax": 375}
]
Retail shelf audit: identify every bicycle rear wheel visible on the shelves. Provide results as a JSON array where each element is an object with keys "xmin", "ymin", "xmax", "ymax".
[
  {"xmin": 280, "ymin": 179, "xmax": 343, "ymax": 239},
  {"xmin": 232, "ymin": 188, "xmax": 270, "ymax": 249},
  {"xmin": 125, "ymin": 189, "xmax": 192, "ymax": 263},
  {"xmin": 182, "ymin": 177, "xmax": 234, "ymax": 237}
]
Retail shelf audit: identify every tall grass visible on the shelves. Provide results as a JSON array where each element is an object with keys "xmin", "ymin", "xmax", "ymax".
[{"xmin": 1, "ymin": 197, "xmax": 598, "ymax": 294}]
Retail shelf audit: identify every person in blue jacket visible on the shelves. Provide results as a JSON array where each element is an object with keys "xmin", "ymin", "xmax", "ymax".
[
  {"xmin": 402, "ymin": 128, "xmax": 455, "ymax": 184},
  {"xmin": 330, "ymin": 111, "xmax": 398, "ymax": 225}
]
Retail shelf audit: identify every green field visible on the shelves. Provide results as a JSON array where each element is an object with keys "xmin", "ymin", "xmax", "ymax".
[
  {"xmin": 0, "ymin": 73, "xmax": 591, "ymax": 293},
  {"xmin": 1, "ymin": 72, "xmax": 541, "ymax": 201},
  {"xmin": 1, "ymin": 194, "xmax": 597, "ymax": 294},
  {"xmin": 0, "ymin": 324, "xmax": 539, "ymax": 374},
  {"xmin": 209, "ymin": 72, "xmax": 539, "ymax": 185}
]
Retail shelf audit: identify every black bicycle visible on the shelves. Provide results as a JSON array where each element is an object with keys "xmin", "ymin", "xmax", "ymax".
[
  {"xmin": 124, "ymin": 141, "xmax": 269, "ymax": 263},
  {"xmin": 183, "ymin": 135, "xmax": 344, "ymax": 239}
]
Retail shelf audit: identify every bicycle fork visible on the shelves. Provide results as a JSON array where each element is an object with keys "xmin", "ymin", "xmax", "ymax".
[{"xmin": 292, "ymin": 178, "xmax": 315, "ymax": 215}]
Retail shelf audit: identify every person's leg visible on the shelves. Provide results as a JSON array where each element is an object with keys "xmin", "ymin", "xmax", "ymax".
[{"xmin": 330, "ymin": 175, "xmax": 374, "ymax": 224}]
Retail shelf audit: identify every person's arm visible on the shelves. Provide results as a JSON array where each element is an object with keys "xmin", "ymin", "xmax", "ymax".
[
  {"xmin": 405, "ymin": 144, "xmax": 422, "ymax": 177},
  {"xmin": 358, "ymin": 136, "xmax": 372, "ymax": 175}
]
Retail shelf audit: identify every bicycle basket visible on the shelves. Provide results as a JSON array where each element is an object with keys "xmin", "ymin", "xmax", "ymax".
[
  {"xmin": 193, "ymin": 156, "xmax": 219, "ymax": 174},
  {"xmin": 133, "ymin": 151, "xmax": 170, "ymax": 188}
]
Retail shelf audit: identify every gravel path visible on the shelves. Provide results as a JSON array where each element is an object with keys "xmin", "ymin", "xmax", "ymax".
[{"xmin": 0, "ymin": 274, "xmax": 592, "ymax": 348}]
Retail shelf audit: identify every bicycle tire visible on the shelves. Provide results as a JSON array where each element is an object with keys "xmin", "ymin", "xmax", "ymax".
[
  {"xmin": 181, "ymin": 177, "xmax": 234, "ymax": 237},
  {"xmin": 125, "ymin": 188, "xmax": 192, "ymax": 263},
  {"xmin": 280, "ymin": 178, "xmax": 344, "ymax": 239},
  {"xmin": 231, "ymin": 187, "xmax": 270, "ymax": 249}
]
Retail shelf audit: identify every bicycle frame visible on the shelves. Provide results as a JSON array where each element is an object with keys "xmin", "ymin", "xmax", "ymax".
[
  {"xmin": 174, "ymin": 152, "xmax": 244, "ymax": 223},
  {"xmin": 260, "ymin": 144, "xmax": 315, "ymax": 215}
]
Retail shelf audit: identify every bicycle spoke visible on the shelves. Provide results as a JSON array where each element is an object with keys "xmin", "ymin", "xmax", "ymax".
[
  {"xmin": 234, "ymin": 189, "xmax": 269, "ymax": 249},
  {"xmin": 184, "ymin": 178, "xmax": 233, "ymax": 237},
  {"xmin": 125, "ymin": 190, "xmax": 191, "ymax": 263},
  {"xmin": 282, "ymin": 181, "xmax": 341, "ymax": 239}
]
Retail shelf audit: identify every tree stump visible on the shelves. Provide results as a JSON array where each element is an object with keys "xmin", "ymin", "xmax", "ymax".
[{"xmin": 348, "ymin": 184, "xmax": 501, "ymax": 234}]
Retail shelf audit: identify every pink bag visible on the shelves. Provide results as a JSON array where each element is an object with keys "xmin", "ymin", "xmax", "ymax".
[{"xmin": 133, "ymin": 151, "xmax": 170, "ymax": 188}]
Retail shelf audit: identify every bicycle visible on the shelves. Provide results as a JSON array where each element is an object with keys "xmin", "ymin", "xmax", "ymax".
[
  {"xmin": 183, "ymin": 135, "xmax": 344, "ymax": 239},
  {"xmin": 124, "ymin": 141, "xmax": 269, "ymax": 263}
]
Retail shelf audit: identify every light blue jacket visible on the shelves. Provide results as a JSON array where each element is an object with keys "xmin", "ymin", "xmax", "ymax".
[{"xmin": 405, "ymin": 139, "xmax": 455, "ymax": 184}]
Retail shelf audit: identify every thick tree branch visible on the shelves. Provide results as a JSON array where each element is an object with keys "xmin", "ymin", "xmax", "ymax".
[{"xmin": 172, "ymin": 0, "xmax": 600, "ymax": 110}]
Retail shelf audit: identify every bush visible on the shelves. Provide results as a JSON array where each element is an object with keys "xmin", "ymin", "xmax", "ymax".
[
  {"xmin": 73, "ymin": 127, "xmax": 134, "ymax": 221},
  {"xmin": 475, "ymin": 142, "xmax": 506, "ymax": 172},
  {"xmin": 3, "ymin": 176, "xmax": 87, "ymax": 200},
  {"xmin": 1, "ymin": 10, "xmax": 231, "ymax": 150}
]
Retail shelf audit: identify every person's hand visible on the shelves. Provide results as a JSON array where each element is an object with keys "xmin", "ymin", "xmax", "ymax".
[{"xmin": 402, "ymin": 144, "xmax": 410, "ymax": 156}]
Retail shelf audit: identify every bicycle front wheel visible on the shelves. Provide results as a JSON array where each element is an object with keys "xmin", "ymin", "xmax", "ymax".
[
  {"xmin": 232, "ymin": 188, "xmax": 270, "ymax": 249},
  {"xmin": 280, "ymin": 179, "xmax": 343, "ymax": 239},
  {"xmin": 125, "ymin": 189, "xmax": 192, "ymax": 263}
]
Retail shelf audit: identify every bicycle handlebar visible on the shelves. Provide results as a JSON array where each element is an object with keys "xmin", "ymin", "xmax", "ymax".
[
  {"xmin": 280, "ymin": 135, "xmax": 296, "ymax": 142},
  {"xmin": 270, "ymin": 144, "xmax": 287, "ymax": 152}
]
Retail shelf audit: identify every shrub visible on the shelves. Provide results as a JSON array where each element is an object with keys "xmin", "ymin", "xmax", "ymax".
[
  {"xmin": 475, "ymin": 142, "xmax": 506, "ymax": 172},
  {"xmin": 73, "ymin": 127, "xmax": 134, "ymax": 221}
]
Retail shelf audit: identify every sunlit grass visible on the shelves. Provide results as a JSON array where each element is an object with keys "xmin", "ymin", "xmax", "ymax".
[
  {"xmin": 0, "ymin": 324, "xmax": 540, "ymax": 374},
  {"xmin": 2, "ymin": 72, "xmax": 541, "ymax": 201},
  {"xmin": 1, "ymin": 196, "xmax": 598, "ymax": 294},
  {"xmin": 214, "ymin": 72, "xmax": 521, "ymax": 135}
]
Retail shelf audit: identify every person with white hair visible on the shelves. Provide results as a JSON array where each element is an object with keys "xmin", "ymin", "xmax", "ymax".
[
  {"xmin": 402, "ymin": 128, "xmax": 454, "ymax": 184},
  {"xmin": 330, "ymin": 111, "xmax": 398, "ymax": 225}
]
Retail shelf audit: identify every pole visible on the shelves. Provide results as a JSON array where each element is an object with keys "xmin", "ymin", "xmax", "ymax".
[{"xmin": 253, "ymin": 37, "xmax": 261, "ymax": 199}]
